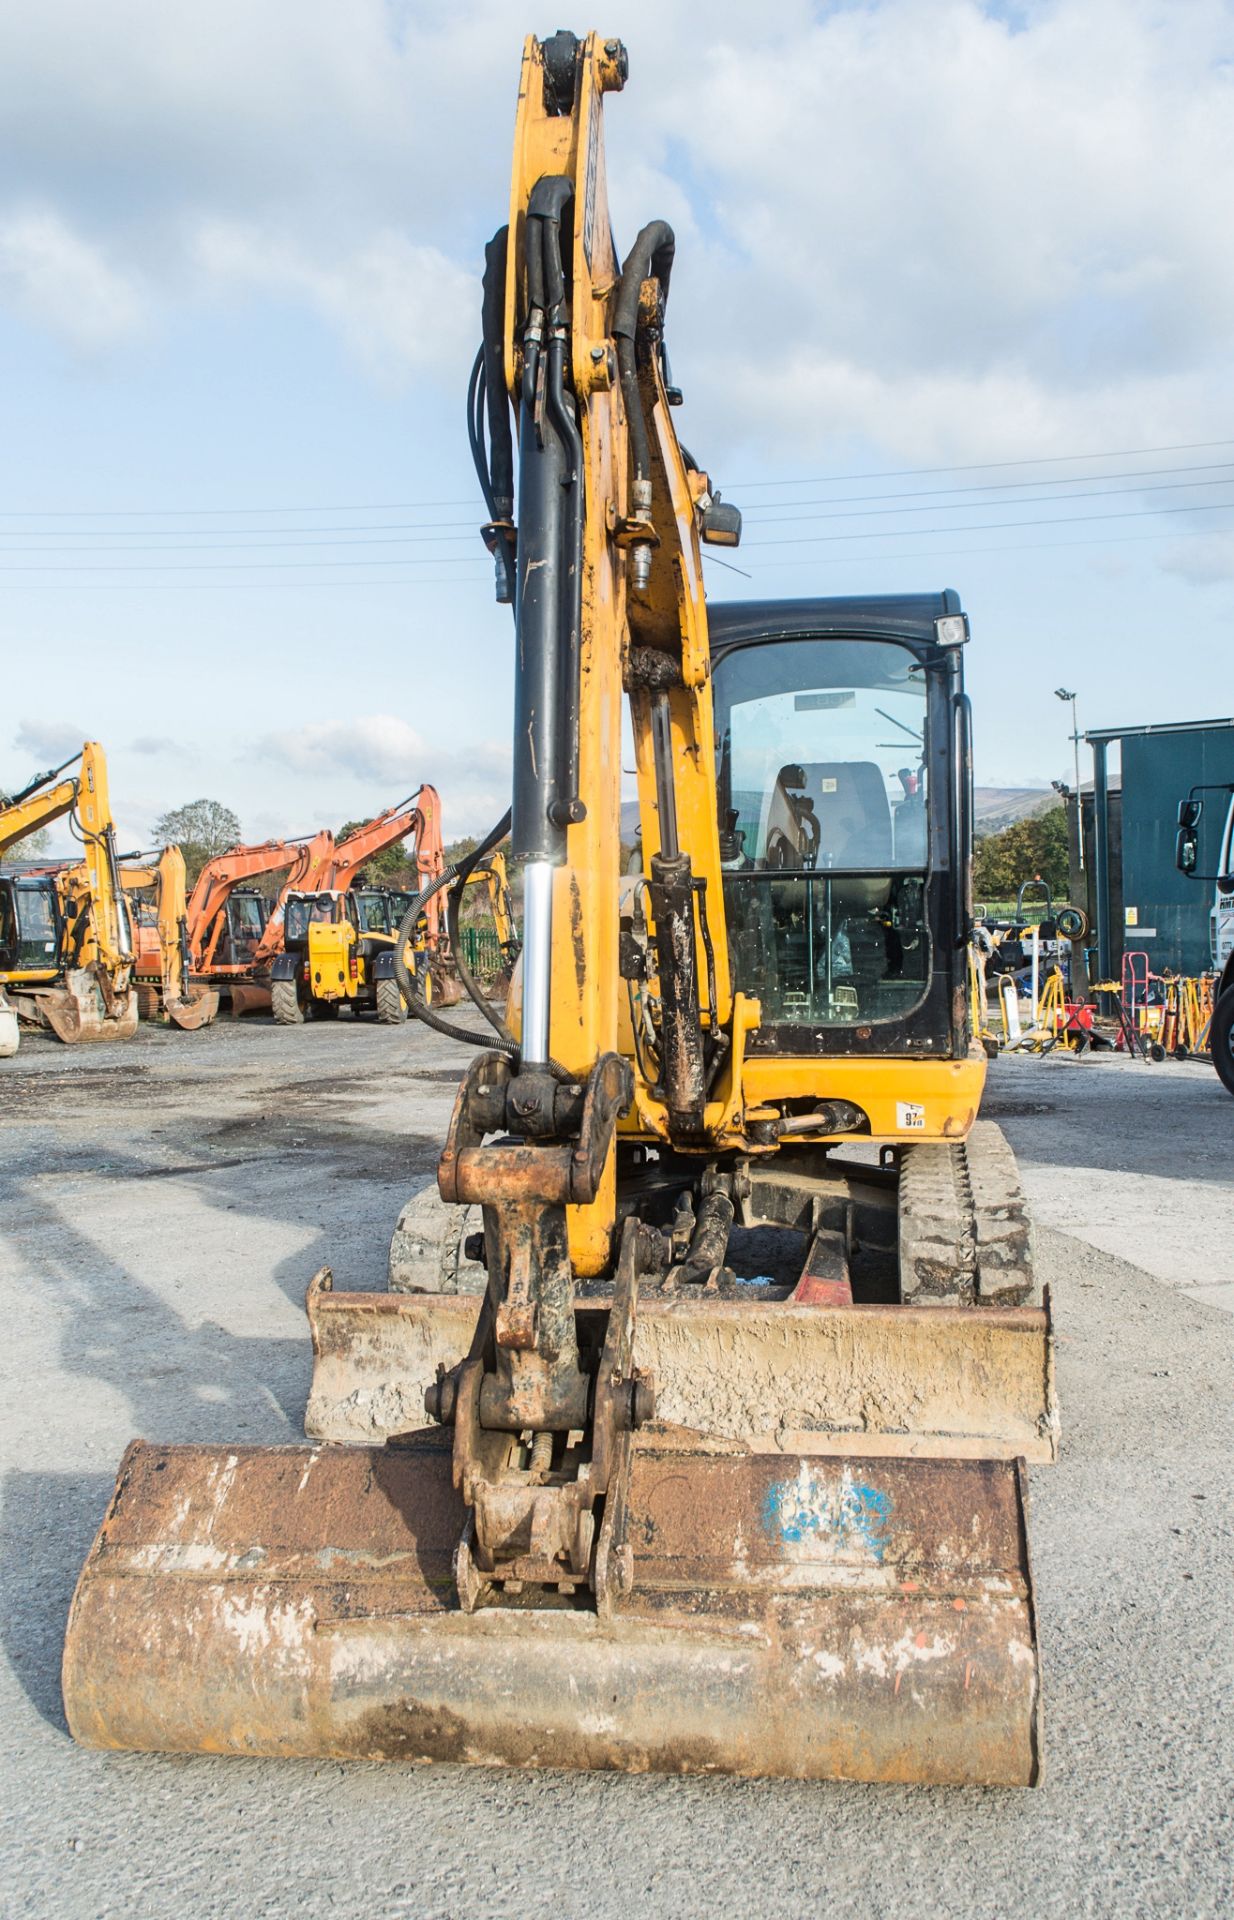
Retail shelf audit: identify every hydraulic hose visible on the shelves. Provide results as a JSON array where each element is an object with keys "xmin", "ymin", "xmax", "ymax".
[
  {"xmin": 394, "ymin": 812, "xmax": 575, "ymax": 1082},
  {"xmin": 612, "ymin": 221, "xmax": 675, "ymax": 504},
  {"xmin": 448, "ymin": 812, "xmax": 517, "ymax": 1041},
  {"xmin": 394, "ymin": 856, "xmax": 515, "ymax": 1058}
]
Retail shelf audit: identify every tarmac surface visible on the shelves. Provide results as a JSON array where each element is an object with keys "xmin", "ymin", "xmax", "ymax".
[{"xmin": 1, "ymin": 1018, "xmax": 1231, "ymax": 1918}]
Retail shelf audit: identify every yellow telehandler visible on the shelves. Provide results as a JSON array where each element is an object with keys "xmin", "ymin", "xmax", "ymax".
[{"xmin": 64, "ymin": 32, "xmax": 1055, "ymax": 1786}]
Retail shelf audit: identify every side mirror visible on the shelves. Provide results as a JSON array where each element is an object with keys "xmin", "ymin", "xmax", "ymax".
[
  {"xmin": 1177, "ymin": 798, "xmax": 1202, "ymax": 829},
  {"xmin": 1176, "ymin": 825, "xmax": 1198, "ymax": 875}
]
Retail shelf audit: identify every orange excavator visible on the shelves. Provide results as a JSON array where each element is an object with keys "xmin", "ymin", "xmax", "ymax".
[
  {"xmin": 329, "ymin": 786, "xmax": 446, "ymax": 903},
  {"xmin": 189, "ymin": 831, "xmax": 335, "ymax": 1014}
]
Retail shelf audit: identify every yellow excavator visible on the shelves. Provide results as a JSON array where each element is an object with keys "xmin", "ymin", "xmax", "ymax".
[
  {"xmin": 119, "ymin": 847, "xmax": 220, "ymax": 1030},
  {"xmin": 64, "ymin": 33, "xmax": 1056, "ymax": 1786},
  {"xmin": 0, "ymin": 742, "xmax": 137, "ymax": 1044}
]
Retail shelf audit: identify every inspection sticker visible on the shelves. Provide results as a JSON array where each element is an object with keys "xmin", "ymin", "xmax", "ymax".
[{"xmin": 896, "ymin": 1101, "xmax": 926, "ymax": 1131}]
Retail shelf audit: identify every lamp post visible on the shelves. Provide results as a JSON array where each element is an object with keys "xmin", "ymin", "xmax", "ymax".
[{"xmin": 1055, "ymin": 688, "xmax": 1083, "ymax": 870}]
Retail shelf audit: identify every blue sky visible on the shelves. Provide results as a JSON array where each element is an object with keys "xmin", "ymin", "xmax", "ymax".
[{"xmin": 4, "ymin": 0, "xmax": 1234, "ymax": 853}]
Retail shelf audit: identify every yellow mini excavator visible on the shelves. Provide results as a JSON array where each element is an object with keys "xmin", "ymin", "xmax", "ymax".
[
  {"xmin": 0, "ymin": 742, "xmax": 137, "ymax": 1044},
  {"xmin": 64, "ymin": 33, "xmax": 1056, "ymax": 1786}
]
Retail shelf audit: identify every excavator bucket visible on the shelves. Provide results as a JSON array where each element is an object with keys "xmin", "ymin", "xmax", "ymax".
[
  {"xmin": 63, "ymin": 1432, "xmax": 1039, "ymax": 1785},
  {"xmin": 223, "ymin": 982, "xmax": 272, "ymax": 1017},
  {"xmin": 31, "ymin": 970, "xmax": 138, "ymax": 1045},
  {"xmin": 164, "ymin": 987, "xmax": 220, "ymax": 1031},
  {"xmin": 304, "ymin": 1274, "xmax": 1057, "ymax": 1463}
]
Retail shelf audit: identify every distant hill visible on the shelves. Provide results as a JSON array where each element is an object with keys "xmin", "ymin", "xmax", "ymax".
[
  {"xmin": 973, "ymin": 788, "xmax": 1059, "ymax": 836},
  {"xmin": 621, "ymin": 789, "xmax": 1056, "ymax": 844}
]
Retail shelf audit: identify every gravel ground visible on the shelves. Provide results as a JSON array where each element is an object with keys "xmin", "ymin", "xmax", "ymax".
[{"xmin": 1, "ymin": 1020, "xmax": 1231, "ymax": 1918}]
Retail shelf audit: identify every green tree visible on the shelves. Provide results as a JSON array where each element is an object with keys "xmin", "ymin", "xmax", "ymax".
[
  {"xmin": 973, "ymin": 804, "xmax": 1070, "ymax": 903},
  {"xmin": 153, "ymin": 799, "xmax": 241, "ymax": 886},
  {"xmin": 337, "ymin": 819, "xmax": 411, "ymax": 884}
]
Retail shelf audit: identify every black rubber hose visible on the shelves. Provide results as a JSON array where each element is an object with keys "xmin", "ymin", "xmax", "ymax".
[
  {"xmin": 612, "ymin": 221, "xmax": 675, "ymax": 493},
  {"xmin": 393, "ymin": 860, "xmax": 516, "ymax": 1057},
  {"xmin": 543, "ymin": 334, "xmax": 584, "ymax": 828},
  {"xmin": 481, "ymin": 229, "xmax": 514, "ymax": 517},
  {"xmin": 527, "ymin": 177, "xmax": 574, "ymax": 319},
  {"xmin": 448, "ymin": 812, "xmax": 517, "ymax": 1041}
]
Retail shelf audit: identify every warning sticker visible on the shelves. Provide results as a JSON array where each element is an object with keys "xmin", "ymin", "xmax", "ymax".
[{"xmin": 896, "ymin": 1101, "xmax": 926, "ymax": 1131}]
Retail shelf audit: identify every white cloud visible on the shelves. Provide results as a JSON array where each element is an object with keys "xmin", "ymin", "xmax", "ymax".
[
  {"xmin": 258, "ymin": 713, "xmax": 512, "ymax": 834},
  {"xmin": 1, "ymin": 1, "xmax": 1232, "ymax": 461},
  {"xmin": 0, "ymin": 210, "xmax": 145, "ymax": 348},
  {"xmin": 193, "ymin": 222, "xmax": 476, "ymax": 384},
  {"xmin": 129, "ymin": 734, "xmax": 183, "ymax": 755},
  {"xmin": 1158, "ymin": 531, "xmax": 1234, "ymax": 586},
  {"xmin": 12, "ymin": 717, "xmax": 90, "ymax": 765}
]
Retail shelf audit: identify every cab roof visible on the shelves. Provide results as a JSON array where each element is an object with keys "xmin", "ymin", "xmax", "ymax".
[{"xmin": 707, "ymin": 592, "xmax": 962, "ymax": 651}]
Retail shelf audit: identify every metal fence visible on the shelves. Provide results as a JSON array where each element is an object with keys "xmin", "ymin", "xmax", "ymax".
[{"xmin": 459, "ymin": 925, "xmax": 504, "ymax": 981}]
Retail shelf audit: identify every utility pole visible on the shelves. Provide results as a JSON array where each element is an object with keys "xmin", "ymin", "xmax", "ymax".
[{"xmin": 1055, "ymin": 688, "xmax": 1083, "ymax": 869}]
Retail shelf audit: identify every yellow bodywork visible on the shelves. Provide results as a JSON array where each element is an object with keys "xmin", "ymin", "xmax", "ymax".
[
  {"xmin": 307, "ymin": 919, "xmax": 361, "ymax": 1002},
  {"xmin": 0, "ymin": 741, "xmax": 137, "ymax": 1040},
  {"xmin": 119, "ymin": 848, "xmax": 218, "ymax": 1027}
]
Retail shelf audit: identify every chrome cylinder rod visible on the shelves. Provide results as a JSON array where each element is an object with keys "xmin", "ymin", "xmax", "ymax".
[{"xmin": 520, "ymin": 859, "xmax": 554, "ymax": 1065}]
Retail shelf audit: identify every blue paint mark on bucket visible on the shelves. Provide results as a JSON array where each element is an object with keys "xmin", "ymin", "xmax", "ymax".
[{"xmin": 763, "ymin": 1465, "xmax": 893, "ymax": 1563}]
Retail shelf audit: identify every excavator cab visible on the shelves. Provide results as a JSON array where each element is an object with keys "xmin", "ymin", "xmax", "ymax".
[
  {"xmin": 212, "ymin": 889, "xmax": 268, "ymax": 969},
  {"xmin": 0, "ymin": 873, "xmax": 63, "ymax": 979},
  {"xmin": 711, "ymin": 600, "xmax": 961, "ymax": 1048}
]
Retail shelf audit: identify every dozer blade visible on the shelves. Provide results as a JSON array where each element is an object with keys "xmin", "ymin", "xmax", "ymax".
[
  {"xmin": 165, "ymin": 987, "xmax": 220, "ymax": 1030},
  {"xmin": 63, "ymin": 1433, "xmax": 1040, "ymax": 1784},
  {"xmin": 304, "ymin": 1272, "xmax": 1058, "ymax": 1463}
]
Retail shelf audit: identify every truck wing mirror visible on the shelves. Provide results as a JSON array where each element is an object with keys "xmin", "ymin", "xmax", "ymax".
[
  {"xmin": 1176, "ymin": 824, "xmax": 1199, "ymax": 875},
  {"xmin": 1177, "ymin": 797, "xmax": 1202, "ymax": 829}
]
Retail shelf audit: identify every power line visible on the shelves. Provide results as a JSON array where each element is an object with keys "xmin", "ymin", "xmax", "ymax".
[
  {"xmin": 742, "ymin": 525, "xmax": 1234, "ymax": 568},
  {"xmin": 4, "ymin": 467, "xmax": 1233, "ymax": 560},
  {"xmin": 6, "ymin": 456, "xmax": 1233, "ymax": 543},
  {"xmin": 0, "ymin": 532, "xmax": 482, "ymax": 555},
  {"xmin": 739, "ymin": 458, "xmax": 1234, "ymax": 514},
  {"xmin": 741, "ymin": 473, "xmax": 1234, "ymax": 533},
  {"xmin": 0, "ymin": 497, "xmax": 486, "ymax": 518},
  {"xmin": 0, "ymin": 519, "xmax": 481, "ymax": 543},
  {"xmin": 0, "ymin": 552, "xmax": 492, "ymax": 574},
  {"xmin": 744, "ymin": 497, "xmax": 1234, "ymax": 550},
  {"xmin": 1, "ymin": 521, "xmax": 1228, "ymax": 588},
  {"xmin": 729, "ymin": 436, "xmax": 1234, "ymax": 490},
  {"xmin": 4, "ymin": 436, "xmax": 1233, "ymax": 520}
]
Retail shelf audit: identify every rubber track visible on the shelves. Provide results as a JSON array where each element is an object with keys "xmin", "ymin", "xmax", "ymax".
[{"xmin": 898, "ymin": 1120, "xmax": 1035, "ymax": 1306}]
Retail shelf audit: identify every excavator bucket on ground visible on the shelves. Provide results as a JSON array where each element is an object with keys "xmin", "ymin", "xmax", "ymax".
[
  {"xmin": 28, "ymin": 968, "xmax": 139, "ymax": 1045},
  {"xmin": 64, "ymin": 1431, "xmax": 1038, "ymax": 1785},
  {"xmin": 64, "ymin": 1125, "xmax": 1054, "ymax": 1786},
  {"xmin": 164, "ymin": 985, "xmax": 220, "ymax": 1030}
]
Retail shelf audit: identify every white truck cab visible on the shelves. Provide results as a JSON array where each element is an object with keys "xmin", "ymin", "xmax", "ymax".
[{"xmin": 1211, "ymin": 792, "xmax": 1234, "ymax": 973}]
